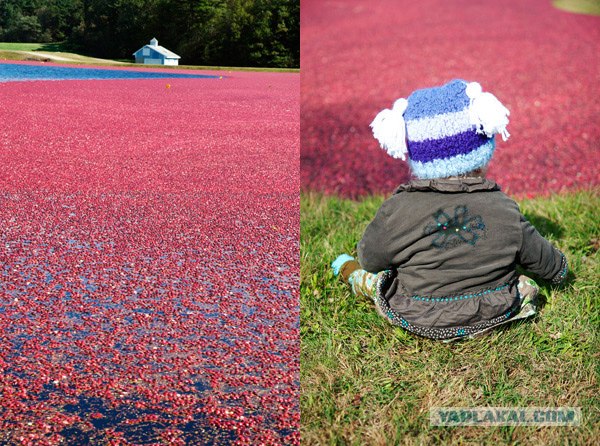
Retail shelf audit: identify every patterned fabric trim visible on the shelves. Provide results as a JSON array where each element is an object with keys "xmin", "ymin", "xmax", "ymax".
[
  {"xmin": 409, "ymin": 282, "xmax": 510, "ymax": 302},
  {"xmin": 551, "ymin": 253, "xmax": 568, "ymax": 285},
  {"xmin": 374, "ymin": 271, "xmax": 518, "ymax": 340}
]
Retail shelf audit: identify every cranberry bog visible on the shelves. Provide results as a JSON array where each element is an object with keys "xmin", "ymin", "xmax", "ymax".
[
  {"xmin": 300, "ymin": 2, "xmax": 599, "ymax": 445},
  {"xmin": 301, "ymin": 0, "xmax": 600, "ymax": 198},
  {"xmin": 0, "ymin": 62, "xmax": 299, "ymax": 445}
]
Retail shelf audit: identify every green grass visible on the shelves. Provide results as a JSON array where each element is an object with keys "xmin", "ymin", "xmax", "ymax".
[
  {"xmin": 0, "ymin": 42, "xmax": 67, "ymax": 51},
  {"xmin": 553, "ymin": 0, "xmax": 600, "ymax": 15},
  {"xmin": 301, "ymin": 189, "xmax": 599, "ymax": 445},
  {"xmin": 0, "ymin": 41, "xmax": 299, "ymax": 72},
  {"xmin": 0, "ymin": 41, "xmax": 125, "ymax": 65}
]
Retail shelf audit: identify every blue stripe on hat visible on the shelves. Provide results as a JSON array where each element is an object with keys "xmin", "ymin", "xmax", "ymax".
[
  {"xmin": 404, "ymin": 79, "xmax": 469, "ymax": 121},
  {"xmin": 407, "ymin": 130, "xmax": 491, "ymax": 163},
  {"xmin": 409, "ymin": 140, "xmax": 495, "ymax": 179}
]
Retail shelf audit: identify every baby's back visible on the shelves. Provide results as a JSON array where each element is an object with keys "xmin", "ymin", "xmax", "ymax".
[{"xmin": 358, "ymin": 178, "xmax": 525, "ymax": 330}]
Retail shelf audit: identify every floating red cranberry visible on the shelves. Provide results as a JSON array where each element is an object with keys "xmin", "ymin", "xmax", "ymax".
[{"xmin": 0, "ymin": 61, "xmax": 299, "ymax": 444}]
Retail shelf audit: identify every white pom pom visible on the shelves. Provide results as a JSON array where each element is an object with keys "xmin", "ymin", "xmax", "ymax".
[
  {"xmin": 465, "ymin": 82, "xmax": 511, "ymax": 141},
  {"xmin": 370, "ymin": 98, "xmax": 409, "ymax": 160},
  {"xmin": 465, "ymin": 82, "xmax": 482, "ymax": 98}
]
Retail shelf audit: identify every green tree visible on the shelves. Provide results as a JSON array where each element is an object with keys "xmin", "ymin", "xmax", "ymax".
[
  {"xmin": 37, "ymin": 0, "xmax": 83, "ymax": 41},
  {"xmin": 75, "ymin": 0, "xmax": 154, "ymax": 58},
  {"xmin": 0, "ymin": 0, "xmax": 299, "ymax": 68},
  {"xmin": 248, "ymin": 0, "xmax": 299, "ymax": 67},
  {"xmin": 0, "ymin": 0, "xmax": 43, "ymax": 42}
]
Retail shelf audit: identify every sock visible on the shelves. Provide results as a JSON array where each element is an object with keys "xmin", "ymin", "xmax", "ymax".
[{"xmin": 331, "ymin": 254, "xmax": 355, "ymax": 276}]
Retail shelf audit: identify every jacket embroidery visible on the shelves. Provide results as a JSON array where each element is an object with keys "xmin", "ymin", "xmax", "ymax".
[{"xmin": 424, "ymin": 205, "xmax": 486, "ymax": 249}]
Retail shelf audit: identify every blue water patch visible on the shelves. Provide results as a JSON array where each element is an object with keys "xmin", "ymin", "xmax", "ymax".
[{"xmin": 0, "ymin": 63, "xmax": 219, "ymax": 82}]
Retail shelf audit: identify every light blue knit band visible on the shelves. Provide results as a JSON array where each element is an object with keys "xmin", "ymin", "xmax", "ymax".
[{"xmin": 409, "ymin": 139, "xmax": 495, "ymax": 179}]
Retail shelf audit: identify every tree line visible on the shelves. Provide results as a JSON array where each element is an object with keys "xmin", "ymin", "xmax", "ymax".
[{"xmin": 0, "ymin": 0, "xmax": 299, "ymax": 68}]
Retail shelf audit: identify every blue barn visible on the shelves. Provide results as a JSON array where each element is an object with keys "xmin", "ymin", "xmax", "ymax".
[{"xmin": 133, "ymin": 38, "xmax": 181, "ymax": 66}]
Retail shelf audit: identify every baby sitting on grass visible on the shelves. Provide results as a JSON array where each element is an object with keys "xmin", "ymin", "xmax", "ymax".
[{"xmin": 332, "ymin": 80, "xmax": 568, "ymax": 341}]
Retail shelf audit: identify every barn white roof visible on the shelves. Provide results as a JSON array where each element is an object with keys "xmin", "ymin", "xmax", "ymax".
[{"xmin": 133, "ymin": 38, "xmax": 180, "ymax": 59}]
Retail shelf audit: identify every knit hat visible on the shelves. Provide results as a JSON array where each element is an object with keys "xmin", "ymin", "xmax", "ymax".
[{"xmin": 370, "ymin": 79, "xmax": 510, "ymax": 179}]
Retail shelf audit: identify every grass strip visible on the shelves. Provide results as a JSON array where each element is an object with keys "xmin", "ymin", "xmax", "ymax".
[
  {"xmin": 0, "ymin": 42, "xmax": 298, "ymax": 72},
  {"xmin": 301, "ymin": 189, "xmax": 599, "ymax": 445},
  {"xmin": 553, "ymin": 0, "xmax": 600, "ymax": 15}
]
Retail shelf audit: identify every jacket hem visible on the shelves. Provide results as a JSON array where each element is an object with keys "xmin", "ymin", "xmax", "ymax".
[
  {"xmin": 374, "ymin": 271, "xmax": 520, "ymax": 340},
  {"xmin": 550, "ymin": 253, "xmax": 568, "ymax": 285}
]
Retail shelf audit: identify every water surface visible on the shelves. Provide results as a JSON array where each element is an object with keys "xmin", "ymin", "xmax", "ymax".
[{"xmin": 0, "ymin": 62, "xmax": 218, "ymax": 82}]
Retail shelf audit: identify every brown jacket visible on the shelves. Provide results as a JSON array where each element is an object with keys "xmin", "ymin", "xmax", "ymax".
[{"xmin": 357, "ymin": 178, "xmax": 567, "ymax": 339}]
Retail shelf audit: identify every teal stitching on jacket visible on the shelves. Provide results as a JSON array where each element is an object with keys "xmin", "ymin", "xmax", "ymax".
[
  {"xmin": 410, "ymin": 282, "xmax": 510, "ymax": 302},
  {"xmin": 423, "ymin": 205, "xmax": 486, "ymax": 249}
]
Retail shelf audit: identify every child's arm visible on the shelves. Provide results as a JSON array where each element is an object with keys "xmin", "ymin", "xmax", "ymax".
[
  {"xmin": 518, "ymin": 216, "xmax": 568, "ymax": 284},
  {"xmin": 357, "ymin": 200, "xmax": 396, "ymax": 273}
]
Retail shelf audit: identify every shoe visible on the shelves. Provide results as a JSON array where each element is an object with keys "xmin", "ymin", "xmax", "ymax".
[{"xmin": 331, "ymin": 254, "xmax": 355, "ymax": 276}]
